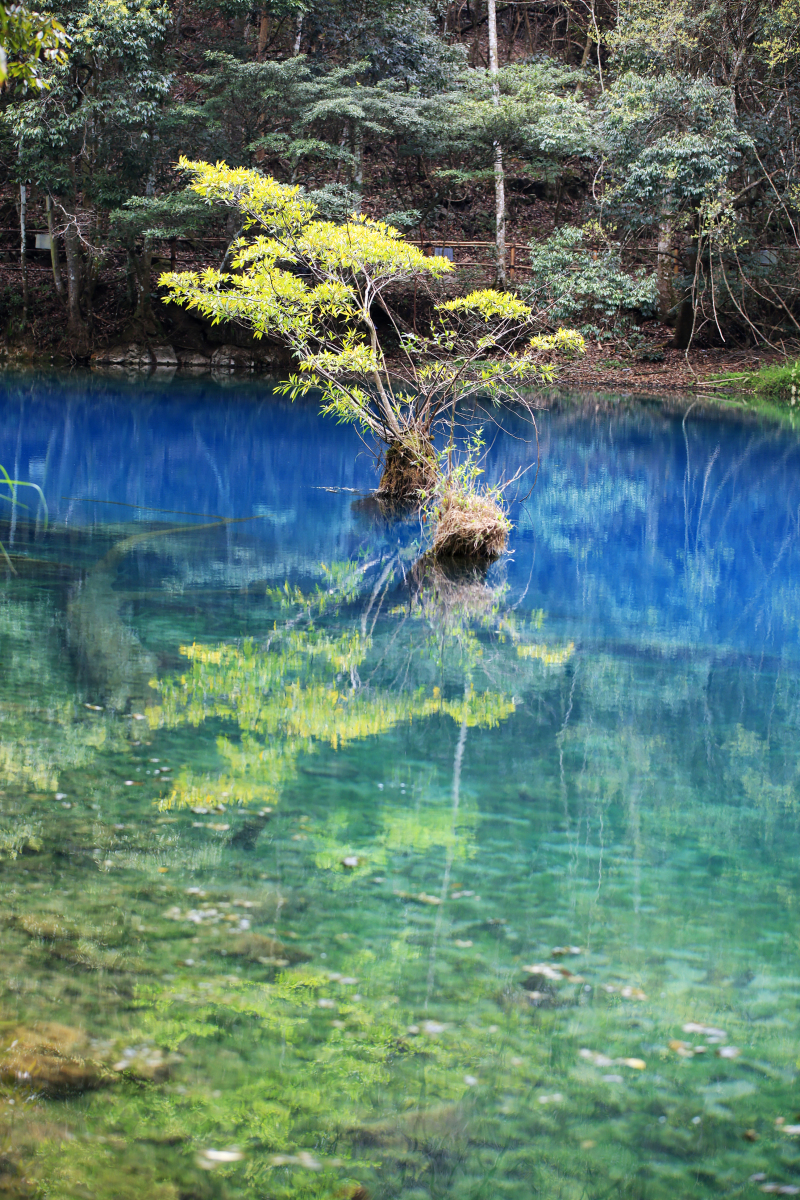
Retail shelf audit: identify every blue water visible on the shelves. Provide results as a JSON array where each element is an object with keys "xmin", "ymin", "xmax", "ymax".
[
  {"xmin": 4, "ymin": 373, "xmax": 800, "ymax": 656},
  {"xmin": 2, "ymin": 370, "xmax": 800, "ymax": 1200}
]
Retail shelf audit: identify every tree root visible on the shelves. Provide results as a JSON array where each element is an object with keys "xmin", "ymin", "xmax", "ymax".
[{"xmin": 377, "ymin": 434, "xmax": 437, "ymax": 509}]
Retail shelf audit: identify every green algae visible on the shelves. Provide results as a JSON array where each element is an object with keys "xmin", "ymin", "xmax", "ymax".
[{"xmin": 0, "ymin": 517, "xmax": 800, "ymax": 1200}]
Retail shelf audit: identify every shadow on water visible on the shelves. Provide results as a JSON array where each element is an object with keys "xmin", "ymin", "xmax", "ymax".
[{"xmin": 2, "ymin": 372, "xmax": 800, "ymax": 1198}]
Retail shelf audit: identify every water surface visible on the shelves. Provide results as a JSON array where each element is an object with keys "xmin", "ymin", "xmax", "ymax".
[{"xmin": 1, "ymin": 372, "xmax": 800, "ymax": 1200}]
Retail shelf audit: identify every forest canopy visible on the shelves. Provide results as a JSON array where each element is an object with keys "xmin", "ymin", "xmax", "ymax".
[{"xmin": 1, "ymin": 0, "xmax": 800, "ymax": 355}]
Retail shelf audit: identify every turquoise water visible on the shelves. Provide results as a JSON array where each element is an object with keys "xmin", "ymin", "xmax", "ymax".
[{"xmin": 2, "ymin": 372, "xmax": 800, "ymax": 1200}]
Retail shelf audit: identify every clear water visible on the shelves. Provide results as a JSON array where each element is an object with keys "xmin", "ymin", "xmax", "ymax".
[{"xmin": 1, "ymin": 371, "xmax": 800, "ymax": 1200}]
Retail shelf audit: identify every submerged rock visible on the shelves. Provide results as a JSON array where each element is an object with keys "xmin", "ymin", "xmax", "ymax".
[
  {"xmin": 223, "ymin": 932, "xmax": 311, "ymax": 966},
  {"xmin": 229, "ymin": 811, "xmax": 272, "ymax": 850},
  {"xmin": 349, "ymin": 1103, "xmax": 468, "ymax": 1151},
  {"xmin": 0, "ymin": 1023, "xmax": 104, "ymax": 1095},
  {"xmin": 13, "ymin": 913, "xmax": 80, "ymax": 941}
]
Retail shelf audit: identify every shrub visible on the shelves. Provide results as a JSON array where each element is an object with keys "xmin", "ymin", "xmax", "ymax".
[{"xmin": 526, "ymin": 223, "xmax": 658, "ymax": 331}]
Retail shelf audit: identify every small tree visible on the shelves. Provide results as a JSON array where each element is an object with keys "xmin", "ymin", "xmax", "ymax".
[{"xmin": 160, "ymin": 159, "xmax": 583, "ymax": 555}]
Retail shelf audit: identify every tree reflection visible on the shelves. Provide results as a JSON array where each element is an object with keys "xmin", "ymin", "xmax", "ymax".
[{"xmin": 147, "ymin": 552, "xmax": 576, "ymax": 819}]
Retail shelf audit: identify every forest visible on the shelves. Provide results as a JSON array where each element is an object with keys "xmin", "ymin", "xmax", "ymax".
[{"xmin": 1, "ymin": 0, "xmax": 800, "ymax": 374}]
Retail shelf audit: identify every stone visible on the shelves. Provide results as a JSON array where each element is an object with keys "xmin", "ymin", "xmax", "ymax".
[
  {"xmin": 90, "ymin": 343, "xmax": 178, "ymax": 374},
  {"xmin": 150, "ymin": 344, "xmax": 178, "ymax": 368},
  {"xmin": 0, "ymin": 1022, "xmax": 104, "ymax": 1095},
  {"xmin": 224, "ymin": 932, "xmax": 311, "ymax": 965},
  {"xmin": 91, "ymin": 343, "xmax": 151, "ymax": 371},
  {"xmin": 14, "ymin": 913, "xmax": 79, "ymax": 941},
  {"xmin": 179, "ymin": 352, "xmax": 211, "ymax": 372},
  {"xmin": 210, "ymin": 345, "xmax": 255, "ymax": 372}
]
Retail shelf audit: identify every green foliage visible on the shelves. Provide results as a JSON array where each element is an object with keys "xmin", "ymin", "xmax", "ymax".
[
  {"xmin": 160, "ymin": 159, "xmax": 578, "ymax": 515},
  {"xmin": 602, "ymin": 72, "xmax": 751, "ymax": 213},
  {"xmin": 707, "ymin": 358, "xmax": 800, "ymax": 404},
  {"xmin": 527, "ymin": 223, "xmax": 658, "ymax": 331},
  {"xmin": 4, "ymin": 0, "xmax": 172, "ymax": 202},
  {"xmin": 0, "ymin": 0, "xmax": 68, "ymax": 91}
]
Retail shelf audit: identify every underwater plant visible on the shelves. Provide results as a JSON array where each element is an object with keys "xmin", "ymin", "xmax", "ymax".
[{"xmin": 0, "ymin": 463, "xmax": 47, "ymax": 572}]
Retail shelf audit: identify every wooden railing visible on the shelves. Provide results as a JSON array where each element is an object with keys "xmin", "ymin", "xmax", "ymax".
[{"xmin": 1, "ymin": 230, "xmax": 531, "ymax": 280}]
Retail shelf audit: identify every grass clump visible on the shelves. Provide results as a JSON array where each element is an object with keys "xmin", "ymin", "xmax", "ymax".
[
  {"xmin": 706, "ymin": 358, "xmax": 800, "ymax": 405},
  {"xmin": 750, "ymin": 359, "xmax": 800, "ymax": 403},
  {"xmin": 425, "ymin": 431, "xmax": 512, "ymax": 561},
  {"xmin": 431, "ymin": 490, "xmax": 510, "ymax": 559}
]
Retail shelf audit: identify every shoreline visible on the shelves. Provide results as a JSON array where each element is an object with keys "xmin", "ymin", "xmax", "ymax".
[{"xmin": 1, "ymin": 340, "xmax": 793, "ymax": 417}]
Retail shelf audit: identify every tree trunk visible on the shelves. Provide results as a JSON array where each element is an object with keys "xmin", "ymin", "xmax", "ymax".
[
  {"xmin": 134, "ymin": 238, "xmax": 155, "ymax": 323},
  {"xmin": 46, "ymin": 195, "xmax": 65, "ymax": 301},
  {"xmin": 293, "ymin": 12, "xmax": 303, "ymax": 54},
  {"xmin": 672, "ymin": 296, "xmax": 695, "ymax": 350},
  {"xmin": 64, "ymin": 218, "xmax": 89, "ymax": 354},
  {"xmin": 258, "ymin": 9, "xmax": 270, "ymax": 56},
  {"xmin": 672, "ymin": 216, "xmax": 699, "ymax": 350},
  {"xmin": 352, "ymin": 126, "xmax": 363, "ymax": 212},
  {"xmin": 19, "ymin": 183, "xmax": 28, "ymax": 330},
  {"xmin": 656, "ymin": 217, "xmax": 675, "ymax": 324},
  {"xmin": 470, "ymin": 0, "xmax": 482, "ymax": 65},
  {"xmin": 487, "ymin": 0, "xmax": 507, "ymax": 290}
]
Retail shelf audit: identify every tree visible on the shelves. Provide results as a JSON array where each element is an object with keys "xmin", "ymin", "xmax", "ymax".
[
  {"xmin": 0, "ymin": 1, "xmax": 68, "ymax": 331},
  {"xmin": 487, "ymin": 0, "xmax": 506, "ymax": 289},
  {"xmin": 0, "ymin": 1, "xmax": 67, "ymax": 91},
  {"xmin": 2, "ymin": 0, "xmax": 172, "ymax": 350},
  {"xmin": 160, "ymin": 159, "xmax": 583, "ymax": 553},
  {"xmin": 601, "ymin": 71, "xmax": 752, "ymax": 347}
]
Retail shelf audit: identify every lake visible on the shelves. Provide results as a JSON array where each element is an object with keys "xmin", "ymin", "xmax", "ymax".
[{"xmin": 1, "ymin": 370, "xmax": 800, "ymax": 1200}]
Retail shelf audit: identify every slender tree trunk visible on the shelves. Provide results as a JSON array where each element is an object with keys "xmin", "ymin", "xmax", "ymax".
[
  {"xmin": 64, "ymin": 218, "xmax": 89, "ymax": 353},
  {"xmin": 134, "ymin": 238, "xmax": 154, "ymax": 323},
  {"xmin": 19, "ymin": 183, "xmax": 29, "ymax": 330},
  {"xmin": 293, "ymin": 12, "xmax": 303, "ymax": 54},
  {"xmin": 258, "ymin": 9, "xmax": 270, "ymax": 56},
  {"xmin": 46, "ymin": 195, "xmax": 65, "ymax": 301},
  {"xmin": 470, "ymin": 0, "xmax": 482, "ymax": 65},
  {"xmin": 487, "ymin": 0, "xmax": 507, "ymax": 289},
  {"xmin": 352, "ymin": 126, "xmax": 363, "ymax": 212},
  {"xmin": 672, "ymin": 217, "xmax": 698, "ymax": 350},
  {"xmin": 656, "ymin": 216, "xmax": 675, "ymax": 324},
  {"xmin": 524, "ymin": 5, "xmax": 533, "ymax": 54}
]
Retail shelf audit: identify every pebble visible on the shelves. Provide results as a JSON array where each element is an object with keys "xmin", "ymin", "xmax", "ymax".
[
  {"xmin": 683, "ymin": 1022, "xmax": 726, "ymax": 1038},
  {"xmin": 197, "ymin": 1148, "xmax": 244, "ymax": 1169}
]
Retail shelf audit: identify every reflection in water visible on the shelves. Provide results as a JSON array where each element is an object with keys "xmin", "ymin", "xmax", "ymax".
[{"xmin": 2, "ymin": 373, "xmax": 800, "ymax": 1198}]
